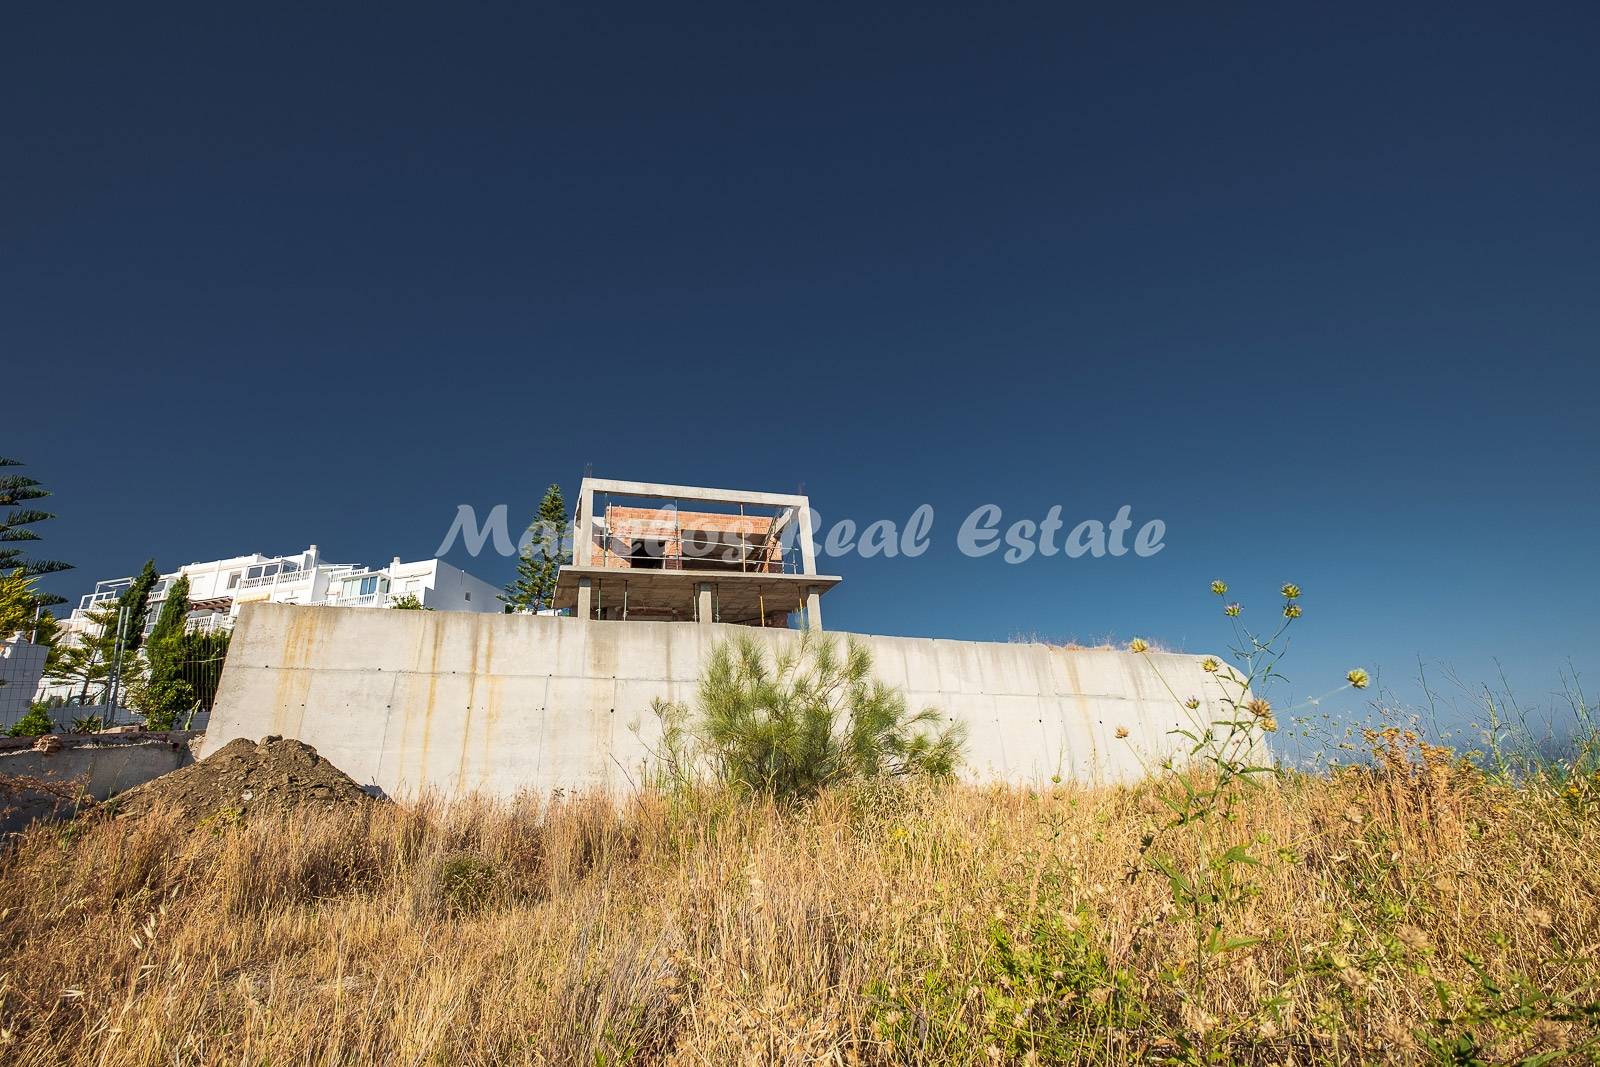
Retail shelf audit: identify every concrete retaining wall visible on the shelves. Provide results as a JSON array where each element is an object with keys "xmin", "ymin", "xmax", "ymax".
[
  {"xmin": 203, "ymin": 604, "xmax": 1248, "ymax": 799},
  {"xmin": 0, "ymin": 732, "xmax": 200, "ymax": 834}
]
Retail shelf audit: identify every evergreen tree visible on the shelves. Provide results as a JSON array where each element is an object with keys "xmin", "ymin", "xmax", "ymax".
[
  {"xmin": 500, "ymin": 483, "xmax": 570, "ymax": 613},
  {"xmin": 46, "ymin": 601, "xmax": 121, "ymax": 705},
  {"xmin": 0, "ymin": 570, "xmax": 38, "ymax": 637},
  {"xmin": 130, "ymin": 626, "xmax": 228, "ymax": 729},
  {"xmin": 119, "ymin": 560, "xmax": 159, "ymax": 654},
  {"xmin": 177, "ymin": 629, "xmax": 231, "ymax": 713},
  {"xmin": 133, "ymin": 575, "xmax": 198, "ymax": 728},
  {"xmin": 0, "ymin": 457, "xmax": 73, "ymax": 605},
  {"xmin": 147, "ymin": 575, "xmax": 190, "ymax": 645}
]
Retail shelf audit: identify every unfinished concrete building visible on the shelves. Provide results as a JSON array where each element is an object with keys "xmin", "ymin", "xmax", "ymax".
[
  {"xmin": 551, "ymin": 477, "xmax": 841, "ymax": 629},
  {"xmin": 205, "ymin": 473, "xmax": 1259, "ymax": 799}
]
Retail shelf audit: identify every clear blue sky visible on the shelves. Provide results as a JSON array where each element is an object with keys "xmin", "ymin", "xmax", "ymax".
[{"xmin": 8, "ymin": 3, "xmax": 1598, "ymax": 733}]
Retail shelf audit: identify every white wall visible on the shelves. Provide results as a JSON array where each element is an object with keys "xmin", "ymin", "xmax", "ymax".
[
  {"xmin": 419, "ymin": 560, "xmax": 501, "ymax": 612},
  {"xmin": 1, "ymin": 633, "xmax": 50, "ymax": 728},
  {"xmin": 203, "ymin": 604, "xmax": 1258, "ymax": 799}
]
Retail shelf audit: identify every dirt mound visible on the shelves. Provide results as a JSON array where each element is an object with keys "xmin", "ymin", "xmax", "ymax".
[{"xmin": 112, "ymin": 735, "xmax": 376, "ymax": 821}]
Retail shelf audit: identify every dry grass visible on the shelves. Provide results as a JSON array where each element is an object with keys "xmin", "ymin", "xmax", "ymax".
[{"xmin": 1, "ymin": 758, "xmax": 1597, "ymax": 1065}]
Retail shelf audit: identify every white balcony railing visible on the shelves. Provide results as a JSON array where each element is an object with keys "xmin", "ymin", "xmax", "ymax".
[{"xmin": 238, "ymin": 569, "xmax": 310, "ymax": 589}]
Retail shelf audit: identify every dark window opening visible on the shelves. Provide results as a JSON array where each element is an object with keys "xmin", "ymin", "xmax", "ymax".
[{"xmin": 629, "ymin": 537, "xmax": 666, "ymax": 568}]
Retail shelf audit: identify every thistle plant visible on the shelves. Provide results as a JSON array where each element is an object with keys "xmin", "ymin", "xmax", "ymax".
[{"xmin": 1129, "ymin": 580, "xmax": 1370, "ymax": 1000}]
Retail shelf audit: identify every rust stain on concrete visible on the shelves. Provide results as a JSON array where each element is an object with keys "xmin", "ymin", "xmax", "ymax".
[
  {"xmin": 413, "ymin": 616, "xmax": 448, "ymax": 787},
  {"xmin": 271, "ymin": 609, "xmax": 323, "ymax": 737},
  {"xmin": 1056, "ymin": 650, "xmax": 1101, "ymax": 784},
  {"xmin": 455, "ymin": 619, "xmax": 489, "ymax": 792}
]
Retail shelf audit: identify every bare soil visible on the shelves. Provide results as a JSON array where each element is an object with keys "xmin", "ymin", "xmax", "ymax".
[{"xmin": 111, "ymin": 735, "xmax": 375, "ymax": 820}]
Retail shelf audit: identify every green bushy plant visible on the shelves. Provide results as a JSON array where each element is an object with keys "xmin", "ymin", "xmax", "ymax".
[
  {"xmin": 641, "ymin": 632, "xmax": 966, "ymax": 801},
  {"xmin": 7, "ymin": 702, "xmax": 57, "ymax": 737},
  {"xmin": 433, "ymin": 853, "xmax": 498, "ymax": 916}
]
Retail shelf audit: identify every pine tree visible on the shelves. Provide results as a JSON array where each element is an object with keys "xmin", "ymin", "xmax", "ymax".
[
  {"xmin": 47, "ymin": 601, "xmax": 121, "ymax": 705},
  {"xmin": 119, "ymin": 560, "xmax": 159, "ymax": 654},
  {"xmin": 500, "ymin": 483, "xmax": 569, "ymax": 613},
  {"xmin": 0, "ymin": 456, "xmax": 73, "ymax": 606}
]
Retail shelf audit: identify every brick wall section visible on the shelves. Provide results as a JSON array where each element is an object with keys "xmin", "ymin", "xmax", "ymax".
[{"xmin": 593, "ymin": 506, "xmax": 783, "ymax": 571}]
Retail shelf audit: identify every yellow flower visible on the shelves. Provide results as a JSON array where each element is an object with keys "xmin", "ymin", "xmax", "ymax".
[
  {"xmin": 1128, "ymin": 638, "xmax": 1149, "ymax": 653},
  {"xmin": 1262, "ymin": 716, "xmax": 1279, "ymax": 733},
  {"xmin": 1346, "ymin": 668, "xmax": 1370, "ymax": 690},
  {"xmin": 1247, "ymin": 698, "xmax": 1273, "ymax": 719},
  {"xmin": 1225, "ymin": 602, "xmax": 1241, "ymax": 617},
  {"xmin": 1283, "ymin": 604, "xmax": 1302, "ymax": 619},
  {"xmin": 1115, "ymin": 726, "xmax": 1130, "ymax": 739},
  {"xmin": 1210, "ymin": 579, "xmax": 1229, "ymax": 596},
  {"xmin": 1281, "ymin": 583, "xmax": 1302, "ymax": 599},
  {"xmin": 1184, "ymin": 697, "xmax": 1200, "ymax": 710},
  {"xmin": 1201, "ymin": 657, "xmax": 1221, "ymax": 673}
]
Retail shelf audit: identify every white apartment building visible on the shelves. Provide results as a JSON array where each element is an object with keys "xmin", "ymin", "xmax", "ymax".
[{"xmin": 51, "ymin": 544, "xmax": 501, "ymax": 655}]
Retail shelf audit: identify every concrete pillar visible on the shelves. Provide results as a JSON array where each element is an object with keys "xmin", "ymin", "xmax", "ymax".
[
  {"xmin": 696, "ymin": 582, "xmax": 714, "ymax": 625},
  {"xmin": 805, "ymin": 585, "xmax": 823, "ymax": 632},
  {"xmin": 576, "ymin": 576, "xmax": 592, "ymax": 621},
  {"xmin": 576, "ymin": 485, "xmax": 595, "ymax": 566},
  {"xmin": 798, "ymin": 504, "xmax": 818, "ymax": 576}
]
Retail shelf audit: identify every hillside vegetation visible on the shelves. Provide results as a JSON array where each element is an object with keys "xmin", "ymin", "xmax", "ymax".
[
  {"xmin": 3, "ymin": 584, "xmax": 1596, "ymax": 1064},
  {"xmin": 0, "ymin": 751, "xmax": 1596, "ymax": 1065}
]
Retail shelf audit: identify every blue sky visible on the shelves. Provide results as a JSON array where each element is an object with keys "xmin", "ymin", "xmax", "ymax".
[{"xmin": 7, "ymin": 3, "xmax": 1598, "ymax": 735}]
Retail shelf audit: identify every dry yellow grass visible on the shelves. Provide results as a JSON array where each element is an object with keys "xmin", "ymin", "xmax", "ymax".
[{"xmin": 1, "ymin": 756, "xmax": 1597, "ymax": 1065}]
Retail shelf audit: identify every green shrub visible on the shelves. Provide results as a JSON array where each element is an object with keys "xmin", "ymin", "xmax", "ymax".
[
  {"xmin": 433, "ymin": 853, "xmax": 498, "ymax": 916},
  {"xmin": 644, "ymin": 633, "xmax": 966, "ymax": 801},
  {"xmin": 6, "ymin": 703, "xmax": 57, "ymax": 737},
  {"xmin": 127, "ymin": 676, "xmax": 195, "ymax": 731}
]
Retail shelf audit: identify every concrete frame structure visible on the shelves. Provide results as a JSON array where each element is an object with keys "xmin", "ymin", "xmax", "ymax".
[{"xmin": 553, "ymin": 478, "xmax": 840, "ymax": 630}]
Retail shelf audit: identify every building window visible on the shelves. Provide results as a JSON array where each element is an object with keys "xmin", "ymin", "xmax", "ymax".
[
  {"xmin": 359, "ymin": 576, "xmax": 379, "ymax": 596},
  {"xmin": 464, "ymin": 592, "xmax": 471, "ymax": 602},
  {"xmin": 227, "ymin": 573, "xmax": 240, "ymax": 589}
]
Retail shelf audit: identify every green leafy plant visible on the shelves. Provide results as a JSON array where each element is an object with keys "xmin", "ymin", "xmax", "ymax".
[
  {"xmin": 1418, "ymin": 957, "xmax": 1600, "ymax": 1066},
  {"xmin": 388, "ymin": 593, "xmax": 430, "ymax": 610},
  {"xmin": 7, "ymin": 703, "xmax": 57, "ymax": 737},
  {"xmin": 433, "ymin": 853, "xmax": 498, "ymax": 916},
  {"xmin": 129, "ymin": 677, "xmax": 194, "ymax": 730},
  {"xmin": 640, "ymin": 632, "xmax": 966, "ymax": 801}
]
